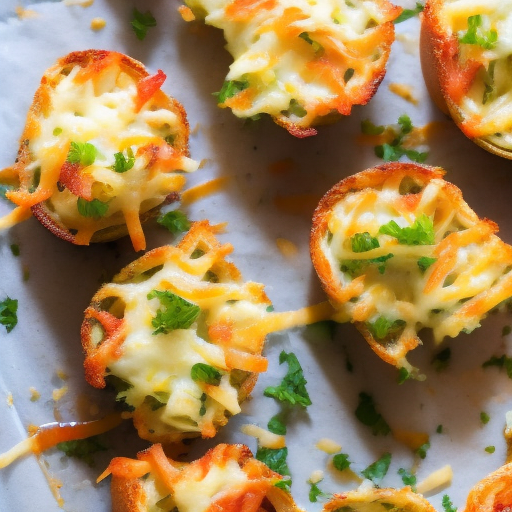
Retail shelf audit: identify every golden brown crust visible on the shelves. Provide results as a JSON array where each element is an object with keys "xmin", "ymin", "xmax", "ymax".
[
  {"xmin": 4, "ymin": 49, "xmax": 192, "ymax": 248},
  {"xmin": 463, "ymin": 463, "xmax": 512, "ymax": 512}
]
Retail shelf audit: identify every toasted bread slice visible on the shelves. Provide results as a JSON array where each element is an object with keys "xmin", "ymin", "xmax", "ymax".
[
  {"xmin": 311, "ymin": 162, "xmax": 512, "ymax": 375},
  {"xmin": 183, "ymin": 0, "xmax": 402, "ymax": 137},
  {"xmin": 421, "ymin": 0, "xmax": 512, "ymax": 158},
  {"xmin": 323, "ymin": 486, "xmax": 436, "ymax": 512},
  {"xmin": 81, "ymin": 221, "xmax": 272, "ymax": 445},
  {"xmin": 0, "ymin": 50, "xmax": 197, "ymax": 250},
  {"xmin": 103, "ymin": 443, "xmax": 302, "ymax": 512}
]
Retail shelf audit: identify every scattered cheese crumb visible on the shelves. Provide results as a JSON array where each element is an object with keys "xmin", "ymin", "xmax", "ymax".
[
  {"xmin": 15, "ymin": 6, "xmax": 39, "ymax": 18},
  {"xmin": 64, "ymin": 0, "xmax": 94, "ymax": 6},
  {"xmin": 388, "ymin": 83, "xmax": 419, "ymax": 105},
  {"xmin": 52, "ymin": 385, "xmax": 68, "ymax": 402},
  {"xmin": 198, "ymin": 158, "xmax": 211, "ymax": 169},
  {"xmin": 416, "ymin": 465, "xmax": 453, "ymax": 495},
  {"xmin": 29, "ymin": 387, "xmax": 41, "ymax": 402},
  {"xmin": 6, "ymin": 393, "xmax": 13, "ymax": 407},
  {"xmin": 178, "ymin": 5, "xmax": 196, "ymax": 22},
  {"xmin": 393, "ymin": 429, "xmax": 429, "ymax": 450},
  {"xmin": 241, "ymin": 424, "xmax": 286, "ymax": 449},
  {"xmin": 316, "ymin": 438, "xmax": 342, "ymax": 454},
  {"xmin": 309, "ymin": 469, "xmax": 324, "ymax": 484},
  {"xmin": 90, "ymin": 17, "xmax": 106, "ymax": 31},
  {"xmin": 276, "ymin": 238, "xmax": 298, "ymax": 258},
  {"xmin": 56, "ymin": 370, "xmax": 68, "ymax": 381},
  {"xmin": 27, "ymin": 424, "xmax": 38, "ymax": 436},
  {"xmin": 396, "ymin": 33, "xmax": 419, "ymax": 55},
  {"xmin": 190, "ymin": 123, "xmax": 201, "ymax": 135}
]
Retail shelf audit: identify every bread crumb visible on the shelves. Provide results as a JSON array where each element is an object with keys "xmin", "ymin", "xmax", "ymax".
[
  {"xmin": 276, "ymin": 238, "xmax": 298, "ymax": 258},
  {"xmin": 388, "ymin": 83, "xmax": 418, "ymax": 105},
  {"xmin": 178, "ymin": 5, "xmax": 196, "ymax": 22},
  {"xmin": 52, "ymin": 385, "xmax": 68, "ymax": 402},
  {"xmin": 90, "ymin": 17, "xmax": 106, "ymax": 31},
  {"xmin": 316, "ymin": 438, "xmax": 341, "ymax": 454},
  {"xmin": 6, "ymin": 393, "xmax": 13, "ymax": 407},
  {"xmin": 309, "ymin": 469, "xmax": 324, "ymax": 483},
  {"xmin": 15, "ymin": 6, "xmax": 39, "ymax": 18},
  {"xmin": 29, "ymin": 387, "xmax": 41, "ymax": 402},
  {"xmin": 241, "ymin": 424, "xmax": 286, "ymax": 449}
]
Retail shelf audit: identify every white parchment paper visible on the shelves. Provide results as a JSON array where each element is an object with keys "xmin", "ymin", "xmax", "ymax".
[{"xmin": 1, "ymin": 1, "xmax": 512, "ymax": 511}]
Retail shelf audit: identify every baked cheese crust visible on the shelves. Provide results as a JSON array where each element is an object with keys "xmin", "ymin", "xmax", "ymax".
[
  {"xmin": 0, "ymin": 50, "xmax": 198, "ymax": 251},
  {"xmin": 104, "ymin": 443, "xmax": 302, "ymax": 512},
  {"xmin": 183, "ymin": 0, "xmax": 402, "ymax": 137},
  {"xmin": 310, "ymin": 163, "xmax": 512, "ymax": 375},
  {"xmin": 81, "ymin": 221, "xmax": 272, "ymax": 445},
  {"xmin": 422, "ymin": 0, "xmax": 512, "ymax": 156},
  {"xmin": 323, "ymin": 486, "xmax": 436, "ymax": 512}
]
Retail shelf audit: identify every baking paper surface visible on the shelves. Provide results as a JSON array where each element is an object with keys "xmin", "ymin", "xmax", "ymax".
[{"xmin": 1, "ymin": 1, "xmax": 512, "ymax": 511}]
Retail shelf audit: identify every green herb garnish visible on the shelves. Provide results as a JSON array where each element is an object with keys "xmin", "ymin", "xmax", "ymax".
[
  {"xmin": 432, "ymin": 347, "xmax": 451, "ymax": 372},
  {"xmin": 309, "ymin": 481, "xmax": 329, "ymax": 502},
  {"xmin": 366, "ymin": 316, "xmax": 406, "ymax": 341},
  {"xmin": 415, "ymin": 441, "xmax": 430, "ymax": 459},
  {"xmin": 480, "ymin": 411, "xmax": 490, "ymax": 424},
  {"xmin": 57, "ymin": 436, "xmax": 107, "ymax": 467},
  {"xmin": 418, "ymin": 256, "xmax": 437, "ymax": 273},
  {"xmin": 191, "ymin": 363, "xmax": 223, "ymax": 385},
  {"xmin": 268, "ymin": 414, "xmax": 287, "ymax": 435},
  {"xmin": 459, "ymin": 15, "xmax": 497, "ymax": 50},
  {"xmin": 485, "ymin": 445, "xmax": 495, "ymax": 453},
  {"xmin": 398, "ymin": 367, "xmax": 411, "ymax": 384},
  {"xmin": 157, "ymin": 210, "xmax": 191, "ymax": 234},
  {"xmin": 256, "ymin": 447, "xmax": 291, "ymax": 488},
  {"xmin": 67, "ymin": 141, "xmax": 97, "ymax": 166},
  {"xmin": 361, "ymin": 119, "xmax": 385, "ymax": 135},
  {"xmin": 282, "ymin": 99, "xmax": 307, "ymax": 118},
  {"xmin": 299, "ymin": 32, "xmax": 324, "ymax": 55},
  {"xmin": 398, "ymin": 467, "xmax": 417, "ymax": 489},
  {"xmin": 0, "ymin": 297, "xmax": 18, "ymax": 333},
  {"xmin": 379, "ymin": 214, "xmax": 434, "ymax": 245},
  {"xmin": 442, "ymin": 495, "xmax": 457, "ymax": 512},
  {"xmin": 340, "ymin": 254, "xmax": 394, "ymax": 277},
  {"xmin": 351, "ymin": 232, "xmax": 379, "ymax": 253},
  {"xmin": 332, "ymin": 453, "xmax": 351, "ymax": 472},
  {"xmin": 264, "ymin": 351, "xmax": 312, "ymax": 407},
  {"xmin": 77, "ymin": 197, "xmax": 109, "ymax": 219},
  {"xmin": 10, "ymin": 244, "xmax": 20, "ymax": 257},
  {"xmin": 394, "ymin": 2, "xmax": 424, "ymax": 24},
  {"xmin": 355, "ymin": 392, "xmax": 391, "ymax": 436},
  {"xmin": 147, "ymin": 290, "xmax": 200, "ymax": 335},
  {"xmin": 214, "ymin": 79, "xmax": 249, "ymax": 104},
  {"xmin": 111, "ymin": 148, "xmax": 135, "ymax": 173},
  {"xmin": 482, "ymin": 354, "xmax": 512, "ymax": 379},
  {"xmin": 131, "ymin": 8, "xmax": 157, "ymax": 40},
  {"xmin": 361, "ymin": 452, "xmax": 391, "ymax": 483}
]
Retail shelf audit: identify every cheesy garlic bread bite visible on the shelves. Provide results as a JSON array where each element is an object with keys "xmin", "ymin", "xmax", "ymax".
[
  {"xmin": 81, "ymin": 221, "xmax": 274, "ymax": 445},
  {"xmin": 182, "ymin": 0, "xmax": 402, "ymax": 137},
  {"xmin": 311, "ymin": 163, "xmax": 512, "ymax": 375},
  {"xmin": 323, "ymin": 486, "xmax": 436, "ymax": 512},
  {"xmin": 421, "ymin": 0, "xmax": 512, "ymax": 158},
  {"xmin": 0, "ymin": 50, "xmax": 197, "ymax": 251},
  {"xmin": 101, "ymin": 443, "xmax": 302, "ymax": 512}
]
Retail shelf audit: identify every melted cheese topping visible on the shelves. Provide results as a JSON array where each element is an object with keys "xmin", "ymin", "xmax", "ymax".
[
  {"xmin": 8, "ymin": 52, "xmax": 197, "ymax": 250},
  {"xmin": 184, "ymin": 0, "xmax": 400, "ymax": 129},
  {"xmin": 437, "ymin": 0, "xmax": 512, "ymax": 147},
  {"xmin": 319, "ymin": 173, "xmax": 512, "ymax": 370}
]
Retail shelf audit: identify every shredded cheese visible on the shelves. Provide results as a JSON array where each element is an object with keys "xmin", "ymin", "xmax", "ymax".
[{"xmin": 416, "ymin": 464, "xmax": 453, "ymax": 495}]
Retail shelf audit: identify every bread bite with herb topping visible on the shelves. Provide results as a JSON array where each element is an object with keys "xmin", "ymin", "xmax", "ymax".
[
  {"xmin": 0, "ymin": 50, "xmax": 197, "ymax": 251},
  {"xmin": 421, "ymin": 0, "xmax": 512, "ymax": 158},
  {"xmin": 311, "ymin": 163, "xmax": 512, "ymax": 376},
  {"xmin": 81, "ymin": 221, "xmax": 274, "ymax": 445},
  {"xmin": 181, "ymin": 0, "xmax": 402, "ymax": 137},
  {"xmin": 100, "ymin": 443, "xmax": 302, "ymax": 512}
]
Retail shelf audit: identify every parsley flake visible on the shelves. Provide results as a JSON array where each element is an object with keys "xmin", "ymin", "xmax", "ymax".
[
  {"xmin": 398, "ymin": 468, "xmax": 417, "ymax": 489},
  {"xmin": 264, "ymin": 351, "xmax": 312, "ymax": 407},
  {"xmin": 379, "ymin": 214, "xmax": 434, "ymax": 245},
  {"xmin": 394, "ymin": 2, "xmax": 424, "ymax": 24},
  {"xmin": 191, "ymin": 363, "xmax": 223, "ymax": 386},
  {"xmin": 299, "ymin": 32, "xmax": 324, "ymax": 55},
  {"xmin": 147, "ymin": 290, "xmax": 200, "ymax": 335},
  {"xmin": 214, "ymin": 79, "xmax": 249, "ymax": 104},
  {"xmin": 442, "ymin": 495, "xmax": 457, "ymax": 512},
  {"xmin": 340, "ymin": 253, "xmax": 394, "ymax": 278},
  {"xmin": 256, "ymin": 447, "xmax": 291, "ymax": 488},
  {"xmin": 480, "ymin": 411, "xmax": 490, "ymax": 424},
  {"xmin": 57, "ymin": 436, "xmax": 107, "ymax": 467},
  {"xmin": 67, "ymin": 141, "xmax": 97, "ymax": 166},
  {"xmin": 308, "ymin": 481, "xmax": 329, "ymax": 502},
  {"xmin": 361, "ymin": 452, "xmax": 391, "ymax": 483},
  {"xmin": 355, "ymin": 392, "xmax": 391, "ymax": 436},
  {"xmin": 267, "ymin": 414, "xmax": 287, "ymax": 435},
  {"xmin": 418, "ymin": 256, "xmax": 437, "ymax": 273},
  {"xmin": 415, "ymin": 441, "xmax": 430, "ymax": 459},
  {"xmin": 482, "ymin": 354, "xmax": 512, "ymax": 379},
  {"xmin": 157, "ymin": 210, "xmax": 191, "ymax": 234},
  {"xmin": 366, "ymin": 316, "xmax": 406, "ymax": 341},
  {"xmin": 432, "ymin": 347, "xmax": 451, "ymax": 372},
  {"xmin": 111, "ymin": 148, "xmax": 135, "ymax": 173},
  {"xmin": 131, "ymin": 8, "xmax": 157, "ymax": 41},
  {"xmin": 332, "ymin": 453, "xmax": 351, "ymax": 472},
  {"xmin": 485, "ymin": 445, "xmax": 495, "ymax": 453},
  {"xmin": 77, "ymin": 197, "xmax": 109, "ymax": 219},
  {"xmin": 0, "ymin": 297, "xmax": 18, "ymax": 333},
  {"xmin": 459, "ymin": 15, "xmax": 497, "ymax": 50},
  {"xmin": 351, "ymin": 232, "xmax": 379, "ymax": 253}
]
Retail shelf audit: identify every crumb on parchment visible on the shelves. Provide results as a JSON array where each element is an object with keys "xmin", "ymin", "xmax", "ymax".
[
  {"xmin": 30, "ymin": 387, "xmax": 41, "ymax": 402},
  {"xmin": 91, "ymin": 17, "xmax": 106, "ymax": 31}
]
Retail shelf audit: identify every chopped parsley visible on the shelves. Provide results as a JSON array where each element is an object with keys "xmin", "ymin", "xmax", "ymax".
[
  {"xmin": 366, "ymin": 316, "xmax": 406, "ymax": 341},
  {"xmin": 351, "ymin": 232, "xmax": 379, "ymax": 253},
  {"xmin": 415, "ymin": 441, "xmax": 430, "ymax": 459},
  {"xmin": 394, "ymin": 2, "xmax": 424, "ymax": 24},
  {"xmin": 111, "ymin": 148, "xmax": 135, "ymax": 173},
  {"xmin": 442, "ymin": 495, "xmax": 457, "ymax": 512},
  {"xmin": 370, "ymin": 115, "xmax": 428, "ymax": 163},
  {"xmin": 10, "ymin": 244, "xmax": 20, "ymax": 257},
  {"xmin": 432, "ymin": 347, "xmax": 451, "ymax": 372},
  {"xmin": 0, "ymin": 297, "xmax": 18, "ymax": 333},
  {"xmin": 199, "ymin": 392, "xmax": 207, "ymax": 416},
  {"xmin": 418, "ymin": 256, "xmax": 437, "ymax": 273},
  {"xmin": 256, "ymin": 447, "xmax": 291, "ymax": 489},
  {"xmin": 483, "ymin": 61, "xmax": 496, "ymax": 105},
  {"xmin": 57, "ymin": 436, "xmax": 107, "ymax": 467},
  {"xmin": 267, "ymin": 414, "xmax": 287, "ymax": 435},
  {"xmin": 191, "ymin": 363, "xmax": 223, "ymax": 385},
  {"xmin": 361, "ymin": 452, "xmax": 391, "ymax": 483},
  {"xmin": 77, "ymin": 197, "xmax": 109, "ymax": 219},
  {"xmin": 131, "ymin": 8, "xmax": 157, "ymax": 40},
  {"xmin": 214, "ymin": 78, "xmax": 249, "ymax": 104},
  {"xmin": 299, "ymin": 32, "xmax": 324, "ymax": 55},
  {"xmin": 308, "ymin": 481, "xmax": 329, "ymax": 502},
  {"xmin": 436, "ymin": 424, "xmax": 443, "ymax": 434},
  {"xmin": 147, "ymin": 290, "xmax": 201, "ymax": 335},
  {"xmin": 482, "ymin": 354, "xmax": 512, "ymax": 379},
  {"xmin": 67, "ymin": 141, "xmax": 97, "ymax": 166},
  {"xmin": 485, "ymin": 445, "xmax": 495, "ymax": 453},
  {"xmin": 397, "ymin": 367, "xmax": 412, "ymax": 384},
  {"xmin": 332, "ymin": 452, "xmax": 351, "ymax": 472},
  {"xmin": 157, "ymin": 210, "xmax": 191, "ymax": 234},
  {"xmin": 282, "ymin": 99, "xmax": 307, "ymax": 118},
  {"xmin": 480, "ymin": 411, "xmax": 490, "ymax": 425},
  {"xmin": 340, "ymin": 253, "xmax": 394, "ymax": 278},
  {"xmin": 459, "ymin": 15, "xmax": 497, "ymax": 50},
  {"xmin": 355, "ymin": 392, "xmax": 391, "ymax": 436},
  {"xmin": 344, "ymin": 68, "xmax": 355, "ymax": 83},
  {"xmin": 379, "ymin": 214, "xmax": 434, "ymax": 245},
  {"xmin": 263, "ymin": 351, "xmax": 312, "ymax": 407},
  {"xmin": 398, "ymin": 467, "xmax": 417, "ymax": 489}
]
